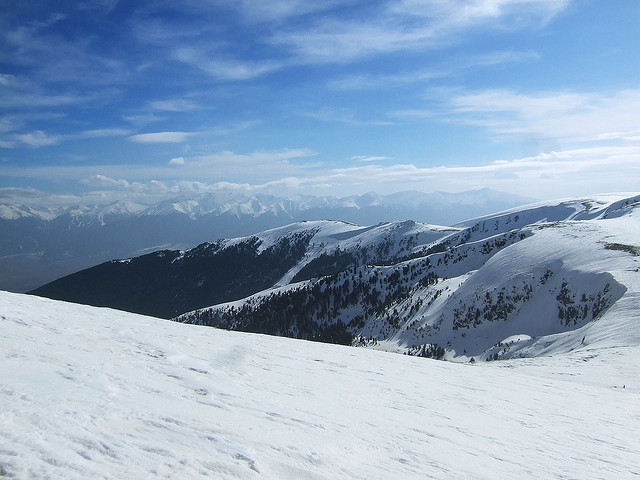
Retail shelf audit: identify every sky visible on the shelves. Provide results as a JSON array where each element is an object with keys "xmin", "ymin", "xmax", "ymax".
[{"xmin": 1, "ymin": 0, "xmax": 639, "ymax": 206}]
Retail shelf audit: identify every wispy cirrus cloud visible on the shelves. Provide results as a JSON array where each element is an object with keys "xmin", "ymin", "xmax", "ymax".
[
  {"xmin": 172, "ymin": 47, "xmax": 281, "ymax": 81},
  {"xmin": 307, "ymin": 146, "xmax": 640, "ymax": 198},
  {"xmin": 351, "ymin": 155, "xmax": 391, "ymax": 163},
  {"xmin": 228, "ymin": 0, "xmax": 346, "ymax": 23},
  {"xmin": 389, "ymin": 109, "xmax": 436, "ymax": 120},
  {"xmin": 131, "ymin": 16, "xmax": 277, "ymax": 81},
  {"xmin": 389, "ymin": 0, "xmax": 571, "ymax": 27},
  {"xmin": 303, "ymin": 107, "xmax": 393, "ymax": 126},
  {"xmin": 329, "ymin": 50, "xmax": 539, "ymax": 90},
  {"xmin": 81, "ymin": 128, "xmax": 132, "ymax": 138},
  {"xmin": 0, "ymin": 127, "xmax": 131, "ymax": 149},
  {"xmin": 13, "ymin": 130, "xmax": 64, "ymax": 147},
  {"xmin": 148, "ymin": 99, "xmax": 200, "ymax": 112},
  {"xmin": 0, "ymin": 119, "xmax": 256, "ymax": 150},
  {"xmin": 0, "ymin": 87, "xmax": 96, "ymax": 109},
  {"xmin": 210, "ymin": 120, "xmax": 261, "ymax": 137},
  {"xmin": 135, "ymin": 1, "xmax": 557, "ymax": 83},
  {"xmin": 188, "ymin": 148, "xmax": 316, "ymax": 174},
  {"xmin": 129, "ymin": 131, "xmax": 197, "ymax": 144},
  {"xmin": 329, "ymin": 70, "xmax": 446, "ymax": 91},
  {"xmin": 272, "ymin": 0, "xmax": 569, "ymax": 63},
  {"xmin": 122, "ymin": 113, "xmax": 165, "ymax": 126},
  {"xmin": 446, "ymin": 87, "xmax": 640, "ymax": 143},
  {"xmin": 2, "ymin": 10, "xmax": 127, "ymax": 87}
]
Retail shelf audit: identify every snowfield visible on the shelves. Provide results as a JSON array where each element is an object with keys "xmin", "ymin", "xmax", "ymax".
[{"xmin": 1, "ymin": 291, "xmax": 639, "ymax": 479}]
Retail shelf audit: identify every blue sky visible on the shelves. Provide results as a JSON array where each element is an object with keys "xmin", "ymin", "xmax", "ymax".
[{"xmin": 1, "ymin": 0, "xmax": 639, "ymax": 205}]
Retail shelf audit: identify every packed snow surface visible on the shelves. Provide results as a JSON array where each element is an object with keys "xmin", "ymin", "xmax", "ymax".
[{"xmin": 1, "ymin": 291, "xmax": 639, "ymax": 479}]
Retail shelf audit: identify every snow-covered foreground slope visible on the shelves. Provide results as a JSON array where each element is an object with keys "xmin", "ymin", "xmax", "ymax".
[{"xmin": 1, "ymin": 291, "xmax": 639, "ymax": 479}]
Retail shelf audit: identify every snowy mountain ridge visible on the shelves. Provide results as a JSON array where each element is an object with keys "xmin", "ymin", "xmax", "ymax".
[
  {"xmin": 0, "ymin": 188, "xmax": 531, "ymax": 292},
  {"xmin": 31, "ymin": 219, "xmax": 457, "ymax": 319},
  {"xmin": 174, "ymin": 193, "xmax": 640, "ymax": 361},
  {"xmin": 30, "ymin": 193, "xmax": 640, "ymax": 363},
  {"xmin": 0, "ymin": 189, "xmax": 530, "ymax": 222}
]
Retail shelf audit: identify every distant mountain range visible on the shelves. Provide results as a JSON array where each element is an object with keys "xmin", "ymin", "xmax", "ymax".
[
  {"xmin": 31, "ymin": 193, "xmax": 640, "ymax": 361},
  {"xmin": 0, "ymin": 188, "xmax": 532, "ymax": 292}
]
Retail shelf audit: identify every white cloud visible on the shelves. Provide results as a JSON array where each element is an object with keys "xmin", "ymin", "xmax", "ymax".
[
  {"xmin": 210, "ymin": 121, "xmax": 261, "ymax": 136},
  {"xmin": 2, "ymin": 13, "xmax": 127, "ymax": 88},
  {"xmin": 0, "ymin": 74, "xmax": 16, "ymax": 87},
  {"xmin": 123, "ymin": 113, "xmax": 165, "ymax": 126},
  {"xmin": 0, "ymin": 186, "xmax": 46, "ymax": 201},
  {"xmin": 272, "ymin": 0, "xmax": 569, "ymax": 64},
  {"xmin": 389, "ymin": 0, "xmax": 570, "ymax": 30},
  {"xmin": 0, "ymin": 147, "xmax": 317, "ymax": 186},
  {"xmin": 0, "ymin": 186, "xmax": 81, "ymax": 207},
  {"xmin": 0, "ymin": 116, "xmax": 22, "ymax": 134},
  {"xmin": 5, "ymin": 143, "xmax": 639, "ymax": 203},
  {"xmin": 0, "ymin": 127, "xmax": 131, "ymax": 149},
  {"xmin": 0, "ymin": 90, "xmax": 92, "ymax": 109},
  {"xmin": 129, "ymin": 132, "xmax": 196, "ymax": 143},
  {"xmin": 172, "ymin": 47, "xmax": 281, "ymax": 81},
  {"xmin": 304, "ymin": 107, "xmax": 393, "ymax": 126},
  {"xmin": 351, "ymin": 155, "xmax": 390, "ymax": 163},
  {"xmin": 80, "ymin": 174, "xmax": 130, "ymax": 188},
  {"xmin": 182, "ymin": 149, "xmax": 317, "ymax": 179},
  {"xmin": 80, "ymin": 128, "xmax": 132, "ymax": 138},
  {"xmin": 14, "ymin": 130, "xmax": 63, "ymax": 148},
  {"xmin": 230, "ymin": 0, "xmax": 345, "ymax": 23},
  {"xmin": 447, "ymin": 87, "xmax": 640, "ymax": 144},
  {"xmin": 389, "ymin": 109, "xmax": 435, "ymax": 120},
  {"xmin": 328, "ymin": 50, "xmax": 539, "ymax": 90},
  {"xmin": 169, "ymin": 157, "xmax": 185, "ymax": 165},
  {"xmin": 148, "ymin": 99, "xmax": 199, "ymax": 112},
  {"xmin": 272, "ymin": 21, "xmax": 425, "ymax": 64},
  {"xmin": 313, "ymin": 146, "xmax": 640, "ymax": 198},
  {"xmin": 329, "ymin": 70, "xmax": 444, "ymax": 91}
]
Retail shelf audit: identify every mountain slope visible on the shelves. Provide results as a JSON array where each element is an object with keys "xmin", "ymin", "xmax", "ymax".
[
  {"xmin": 30, "ymin": 193, "xmax": 640, "ymax": 360},
  {"xmin": 175, "ymin": 194, "xmax": 640, "ymax": 360},
  {"xmin": 1, "ymin": 291, "xmax": 638, "ymax": 479},
  {"xmin": 31, "ymin": 220, "xmax": 455, "ymax": 319}
]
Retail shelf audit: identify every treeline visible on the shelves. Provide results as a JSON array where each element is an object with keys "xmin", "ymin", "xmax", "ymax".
[{"xmin": 180, "ymin": 261, "xmax": 440, "ymax": 345}]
